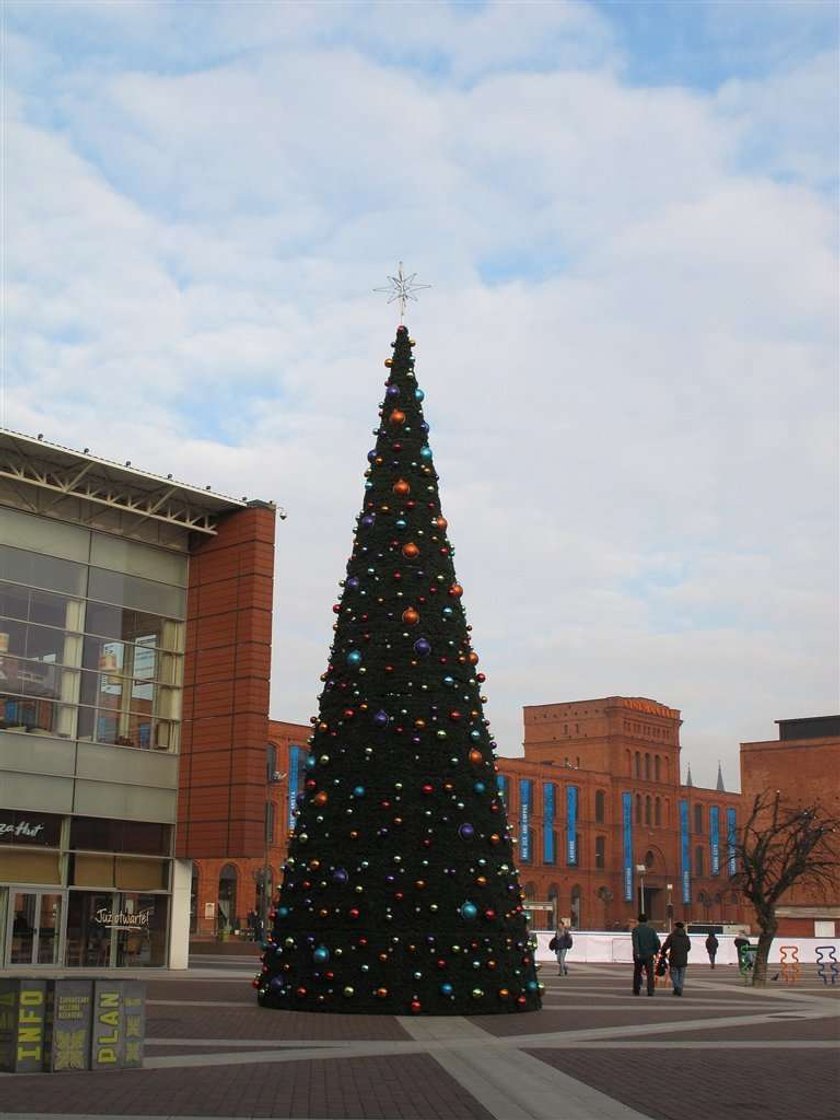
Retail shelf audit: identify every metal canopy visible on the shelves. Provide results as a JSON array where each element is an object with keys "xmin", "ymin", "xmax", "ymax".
[{"xmin": 0, "ymin": 428, "xmax": 266, "ymax": 537}]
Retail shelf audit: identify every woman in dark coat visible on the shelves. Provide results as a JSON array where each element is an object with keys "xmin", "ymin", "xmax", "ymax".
[{"xmin": 661, "ymin": 921, "xmax": 692, "ymax": 995}]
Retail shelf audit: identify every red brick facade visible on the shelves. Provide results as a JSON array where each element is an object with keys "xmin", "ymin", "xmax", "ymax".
[
  {"xmin": 177, "ymin": 503, "xmax": 276, "ymax": 861},
  {"xmin": 189, "ymin": 698, "xmax": 750, "ymax": 936},
  {"xmin": 740, "ymin": 719, "xmax": 840, "ymax": 936}
]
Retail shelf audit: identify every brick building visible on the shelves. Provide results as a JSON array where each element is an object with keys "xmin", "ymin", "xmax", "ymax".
[
  {"xmin": 740, "ymin": 715, "xmax": 840, "ymax": 937},
  {"xmin": 190, "ymin": 696, "xmax": 747, "ymax": 937}
]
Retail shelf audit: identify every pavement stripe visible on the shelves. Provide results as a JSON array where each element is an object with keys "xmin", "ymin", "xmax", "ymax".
[{"xmin": 400, "ymin": 1016, "xmax": 649, "ymax": 1120}]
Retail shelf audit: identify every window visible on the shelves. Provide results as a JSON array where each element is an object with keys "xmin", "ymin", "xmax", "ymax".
[
  {"xmin": 595, "ymin": 790, "xmax": 606, "ymax": 823},
  {"xmin": 635, "ymin": 794, "xmax": 642, "ymax": 824},
  {"xmin": 595, "ymin": 835, "xmax": 606, "ymax": 869},
  {"xmin": 654, "ymin": 797, "xmax": 661, "ymax": 826},
  {"xmin": 655, "ymin": 755, "xmax": 661, "ymax": 781},
  {"xmin": 644, "ymin": 753, "xmax": 651, "ymax": 780},
  {"xmin": 634, "ymin": 752, "xmax": 641, "ymax": 778},
  {"xmin": 265, "ymin": 801, "xmax": 276, "ymax": 845},
  {"xmin": 695, "ymin": 845, "xmax": 705, "ymax": 876},
  {"xmin": 645, "ymin": 795, "xmax": 652, "ymax": 825},
  {"xmin": 694, "ymin": 804, "xmax": 704, "ymax": 834}
]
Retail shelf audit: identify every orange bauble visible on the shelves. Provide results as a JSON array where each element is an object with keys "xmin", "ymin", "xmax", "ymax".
[
  {"xmin": 393, "ymin": 479, "xmax": 411, "ymax": 496},
  {"xmin": 389, "ymin": 409, "xmax": 406, "ymax": 426},
  {"xmin": 402, "ymin": 542, "xmax": 420, "ymax": 559},
  {"xmin": 402, "ymin": 607, "xmax": 420, "ymax": 625},
  {"xmin": 469, "ymin": 749, "xmax": 483, "ymax": 766}
]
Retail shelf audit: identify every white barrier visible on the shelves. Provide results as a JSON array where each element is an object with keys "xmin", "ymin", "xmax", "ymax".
[{"xmin": 535, "ymin": 931, "xmax": 840, "ymax": 965}]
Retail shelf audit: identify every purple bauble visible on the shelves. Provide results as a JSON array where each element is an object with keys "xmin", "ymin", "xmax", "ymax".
[
  {"xmin": 458, "ymin": 823, "xmax": 475, "ymax": 841},
  {"xmin": 372, "ymin": 709, "xmax": 390, "ymax": 728},
  {"xmin": 413, "ymin": 637, "xmax": 432, "ymax": 657},
  {"xmin": 360, "ymin": 514, "xmax": 375, "ymax": 529}
]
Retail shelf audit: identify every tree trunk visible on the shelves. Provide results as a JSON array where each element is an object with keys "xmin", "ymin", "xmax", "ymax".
[{"xmin": 753, "ymin": 919, "xmax": 777, "ymax": 986}]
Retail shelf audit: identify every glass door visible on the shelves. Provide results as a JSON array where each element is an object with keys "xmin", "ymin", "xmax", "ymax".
[{"xmin": 9, "ymin": 891, "xmax": 63, "ymax": 966}]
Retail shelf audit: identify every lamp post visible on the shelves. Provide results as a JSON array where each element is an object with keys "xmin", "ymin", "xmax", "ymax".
[
  {"xmin": 666, "ymin": 883, "xmax": 673, "ymax": 932},
  {"xmin": 635, "ymin": 863, "xmax": 647, "ymax": 916}
]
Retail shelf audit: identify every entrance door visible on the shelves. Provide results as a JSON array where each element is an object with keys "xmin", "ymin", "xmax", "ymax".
[{"xmin": 8, "ymin": 891, "xmax": 63, "ymax": 966}]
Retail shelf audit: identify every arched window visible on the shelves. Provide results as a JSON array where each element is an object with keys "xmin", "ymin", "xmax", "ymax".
[
  {"xmin": 634, "ymin": 751, "xmax": 641, "ymax": 778},
  {"xmin": 218, "ymin": 864, "xmax": 239, "ymax": 931},
  {"xmin": 644, "ymin": 753, "xmax": 651, "ymax": 780},
  {"xmin": 694, "ymin": 804, "xmax": 704, "ymax": 834},
  {"xmin": 595, "ymin": 835, "xmax": 606, "ymax": 869},
  {"xmin": 635, "ymin": 794, "xmax": 642, "ymax": 824},
  {"xmin": 595, "ymin": 790, "xmax": 606, "ymax": 823},
  {"xmin": 654, "ymin": 755, "xmax": 661, "ymax": 782},
  {"xmin": 645, "ymin": 795, "xmax": 652, "ymax": 825},
  {"xmin": 695, "ymin": 845, "xmax": 705, "ymax": 876},
  {"xmin": 626, "ymin": 750, "xmax": 632, "ymax": 775},
  {"xmin": 570, "ymin": 885, "xmax": 582, "ymax": 929},
  {"xmin": 654, "ymin": 797, "xmax": 662, "ymax": 826}
]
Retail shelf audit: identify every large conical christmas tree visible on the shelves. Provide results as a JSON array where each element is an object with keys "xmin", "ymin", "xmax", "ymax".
[{"xmin": 256, "ymin": 323, "xmax": 541, "ymax": 1015}]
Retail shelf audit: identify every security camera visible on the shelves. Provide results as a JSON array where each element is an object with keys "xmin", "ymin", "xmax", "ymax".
[{"xmin": 278, "ymin": 509, "xmax": 288, "ymax": 520}]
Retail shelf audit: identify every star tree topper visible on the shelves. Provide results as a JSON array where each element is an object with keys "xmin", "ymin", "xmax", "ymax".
[{"xmin": 374, "ymin": 262, "xmax": 431, "ymax": 322}]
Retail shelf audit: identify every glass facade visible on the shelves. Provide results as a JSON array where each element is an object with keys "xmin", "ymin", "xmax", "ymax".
[
  {"xmin": 0, "ymin": 513, "xmax": 186, "ymax": 752},
  {"xmin": 0, "ymin": 506, "xmax": 187, "ymax": 968}
]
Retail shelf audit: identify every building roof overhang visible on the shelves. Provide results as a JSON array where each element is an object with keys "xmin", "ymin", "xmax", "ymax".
[{"xmin": 0, "ymin": 428, "xmax": 272, "ymax": 538}]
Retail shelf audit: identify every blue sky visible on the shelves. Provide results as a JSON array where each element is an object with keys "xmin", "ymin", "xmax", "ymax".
[{"xmin": 4, "ymin": 0, "xmax": 838, "ymax": 788}]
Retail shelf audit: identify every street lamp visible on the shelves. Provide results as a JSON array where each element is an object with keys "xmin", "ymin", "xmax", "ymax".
[
  {"xmin": 635, "ymin": 864, "xmax": 647, "ymax": 916},
  {"xmin": 666, "ymin": 883, "xmax": 673, "ymax": 932}
]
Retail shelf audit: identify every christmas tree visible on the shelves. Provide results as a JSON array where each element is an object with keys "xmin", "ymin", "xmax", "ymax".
[{"xmin": 255, "ymin": 320, "xmax": 542, "ymax": 1015}]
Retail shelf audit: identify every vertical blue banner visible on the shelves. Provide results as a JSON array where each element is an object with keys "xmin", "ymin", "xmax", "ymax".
[
  {"xmin": 679, "ymin": 799, "xmax": 691, "ymax": 904},
  {"xmin": 519, "ymin": 780, "xmax": 532, "ymax": 861},
  {"xmin": 497, "ymin": 774, "xmax": 508, "ymax": 802},
  {"xmin": 287, "ymin": 745, "xmax": 302, "ymax": 829},
  {"xmin": 622, "ymin": 792, "xmax": 633, "ymax": 901},
  {"xmin": 727, "ymin": 807, "xmax": 738, "ymax": 876},
  {"xmin": 566, "ymin": 786, "xmax": 578, "ymax": 865},
  {"xmin": 543, "ymin": 783, "xmax": 556, "ymax": 863},
  {"xmin": 709, "ymin": 805, "xmax": 721, "ymax": 876}
]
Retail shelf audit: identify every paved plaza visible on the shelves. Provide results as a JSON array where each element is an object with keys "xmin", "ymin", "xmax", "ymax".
[{"xmin": 1, "ymin": 958, "xmax": 838, "ymax": 1120}]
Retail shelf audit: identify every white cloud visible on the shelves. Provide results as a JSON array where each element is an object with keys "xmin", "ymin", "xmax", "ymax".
[{"xmin": 4, "ymin": 1, "xmax": 837, "ymax": 791}]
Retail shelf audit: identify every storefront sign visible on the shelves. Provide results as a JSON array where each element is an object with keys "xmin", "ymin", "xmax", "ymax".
[
  {"xmin": 680, "ymin": 799, "xmax": 691, "ymax": 904},
  {"xmin": 91, "ymin": 982, "xmax": 125, "ymax": 1070},
  {"xmin": 45, "ymin": 981, "xmax": 93, "ymax": 1072},
  {"xmin": 0, "ymin": 979, "xmax": 47, "ymax": 1073},
  {"xmin": 0, "ymin": 811, "xmax": 61, "ymax": 847},
  {"xmin": 518, "ymin": 779, "xmax": 532, "ymax": 861},
  {"xmin": 543, "ymin": 782, "xmax": 556, "ymax": 863},
  {"xmin": 93, "ymin": 907, "xmax": 153, "ymax": 931},
  {"xmin": 566, "ymin": 786, "xmax": 578, "ymax": 865},
  {"xmin": 622, "ymin": 793, "xmax": 633, "ymax": 901}
]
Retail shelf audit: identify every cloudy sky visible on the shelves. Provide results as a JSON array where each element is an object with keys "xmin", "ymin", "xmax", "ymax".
[{"xmin": 5, "ymin": 1, "xmax": 838, "ymax": 790}]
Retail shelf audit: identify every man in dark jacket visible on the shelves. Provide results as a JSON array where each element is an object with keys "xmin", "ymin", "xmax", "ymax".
[
  {"xmin": 631, "ymin": 914, "xmax": 661, "ymax": 996},
  {"xmin": 661, "ymin": 921, "xmax": 692, "ymax": 995},
  {"xmin": 705, "ymin": 931, "xmax": 719, "ymax": 968}
]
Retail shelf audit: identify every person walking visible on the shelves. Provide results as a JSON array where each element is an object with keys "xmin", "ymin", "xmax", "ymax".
[
  {"xmin": 632, "ymin": 913, "xmax": 661, "ymax": 996},
  {"xmin": 705, "ymin": 931, "xmax": 719, "ymax": 969},
  {"xmin": 554, "ymin": 924, "xmax": 573, "ymax": 975},
  {"xmin": 661, "ymin": 921, "xmax": 692, "ymax": 995}
]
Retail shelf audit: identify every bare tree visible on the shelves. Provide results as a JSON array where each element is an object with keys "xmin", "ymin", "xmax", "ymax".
[{"xmin": 732, "ymin": 790, "xmax": 840, "ymax": 984}]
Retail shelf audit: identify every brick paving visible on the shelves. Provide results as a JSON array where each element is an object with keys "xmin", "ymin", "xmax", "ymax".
[{"xmin": 0, "ymin": 963, "xmax": 836, "ymax": 1120}]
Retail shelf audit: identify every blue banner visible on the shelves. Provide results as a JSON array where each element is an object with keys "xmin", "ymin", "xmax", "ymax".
[
  {"xmin": 543, "ymin": 783, "xmax": 556, "ymax": 863},
  {"xmin": 288, "ymin": 745, "xmax": 302, "ymax": 830},
  {"xmin": 519, "ymin": 780, "xmax": 532, "ymax": 861},
  {"xmin": 497, "ymin": 774, "xmax": 508, "ymax": 803},
  {"xmin": 566, "ymin": 786, "xmax": 578, "ymax": 865},
  {"xmin": 727, "ymin": 807, "xmax": 738, "ymax": 876},
  {"xmin": 679, "ymin": 800, "xmax": 691, "ymax": 904},
  {"xmin": 622, "ymin": 792, "xmax": 633, "ymax": 901},
  {"xmin": 709, "ymin": 805, "xmax": 721, "ymax": 876}
]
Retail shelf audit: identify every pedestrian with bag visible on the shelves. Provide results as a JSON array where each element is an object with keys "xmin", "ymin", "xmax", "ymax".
[
  {"xmin": 661, "ymin": 921, "xmax": 692, "ymax": 995},
  {"xmin": 631, "ymin": 913, "xmax": 661, "ymax": 996},
  {"xmin": 549, "ymin": 923, "xmax": 573, "ymax": 975},
  {"xmin": 705, "ymin": 931, "xmax": 719, "ymax": 969}
]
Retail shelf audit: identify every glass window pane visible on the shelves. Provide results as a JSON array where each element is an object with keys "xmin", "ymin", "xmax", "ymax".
[
  {"xmin": 0, "ymin": 546, "xmax": 86, "ymax": 596},
  {"xmin": 70, "ymin": 817, "xmax": 171, "ymax": 856},
  {"xmin": 90, "ymin": 534, "xmax": 187, "ymax": 587},
  {"xmin": 87, "ymin": 568, "xmax": 185, "ymax": 619},
  {"xmin": 0, "ymin": 507, "xmax": 89, "ymax": 560}
]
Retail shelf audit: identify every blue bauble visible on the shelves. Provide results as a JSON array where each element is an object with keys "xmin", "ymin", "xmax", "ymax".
[
  {"xmin": 460, "ymin": 902, "xmax": 478, "ymax": 921},
  {"xmin": 353, "ymin": 785, "xmax": 366, "ymax": 798},
  {"xmin": 313, "ymin": 945, "xmax": 330, "ymax": 964},
  {"xmin": 346, "ymin": 650, "xmax": 363, "ymax": 668},
  {"xmin": 440, "ymin": 982, "xmax": 453, "ymax": 996},
  {"xmin": 419, "ymin": 445, "xmax": 432, "ymax": 461},
  {"xmin": 367, "ymin": 449, "xmax": 377, "ymax": 462},
  {"xmin": 415, "ymin": 389, "xmax": 425, "ymax": 402}
]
